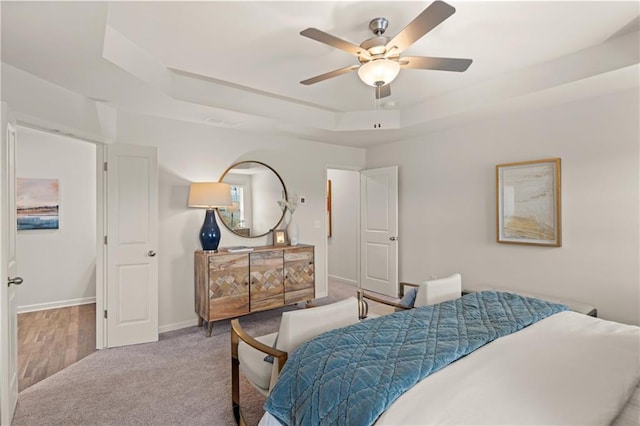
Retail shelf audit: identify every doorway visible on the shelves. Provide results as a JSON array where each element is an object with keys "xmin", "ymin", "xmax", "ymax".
[
  {"xmin": 326, "ymin": 168, "xmax": 360, "ymax": 299},
  {"xmin": 15, "ymin": 126, "xmax": 97, "ymax": 391}
]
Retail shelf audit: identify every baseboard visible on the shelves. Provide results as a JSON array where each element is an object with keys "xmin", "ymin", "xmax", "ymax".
[
  {"xmin": 159, "ymin": 318, "xmax": 199, "ymax": 334},
  {"xmin": 18, "ymin": 297, "xmax": 96, "ymax": 314},
  {"xmin": 328, "ymin": 275, "xmax": 359, "ymax": 287}
]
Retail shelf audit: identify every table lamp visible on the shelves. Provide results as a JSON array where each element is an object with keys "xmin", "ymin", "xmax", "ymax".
[{"xmin": 188, "ymin": 182, "xmax": 232, "ymax": 252}]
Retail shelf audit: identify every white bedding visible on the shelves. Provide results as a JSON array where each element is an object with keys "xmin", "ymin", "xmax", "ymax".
[{"xmin": 259, "ymin": 311, "xmax": 640, "ymax": 425}]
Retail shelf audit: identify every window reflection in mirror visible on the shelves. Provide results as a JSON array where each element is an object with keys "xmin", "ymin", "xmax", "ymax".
[{"xmin": 218, "ymin": 161, "xmax": 287, "ymax": 238}]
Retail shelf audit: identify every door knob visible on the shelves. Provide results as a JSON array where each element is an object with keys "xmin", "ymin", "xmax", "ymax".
[
  {"xmin": 389, "ymin": 236, "xmax": 398, "ymax": 241},
  {"xmin": 147, "ymin": 250, "xmax": 157, "ymax": 257},
  {"xmin": 8, "ymin": 276, "xmax": 23, "ymax": 287}
]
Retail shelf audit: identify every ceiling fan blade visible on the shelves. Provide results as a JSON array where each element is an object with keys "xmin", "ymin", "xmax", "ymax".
[
  {"xmin": 300, "ymin": 28, "xmax": 370, "ymax": 58},
  {"xmin": 385, "ymin": 1, "xmax": 455, "ymax": 54},
  {"xmin": 300, "ymin": 65, "xmax": 359, "ymax": 85},
  {"xmin": 400, "ymin": 56, "xmax": 472, "ymax": 72},
  {"xmin": 375, "ymin": 84, "xmax": 391, "ymax": 99}
]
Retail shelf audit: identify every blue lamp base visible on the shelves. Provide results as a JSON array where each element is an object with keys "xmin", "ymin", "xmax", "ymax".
[{"xmin": 199, "ymin": 209, "xmax": 222, "ymax": 251}]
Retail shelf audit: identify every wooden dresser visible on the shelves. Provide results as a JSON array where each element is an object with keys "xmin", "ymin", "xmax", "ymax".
[{"xmin": 194, "ymin": 244, "xmax": 315, "ymax": 336}]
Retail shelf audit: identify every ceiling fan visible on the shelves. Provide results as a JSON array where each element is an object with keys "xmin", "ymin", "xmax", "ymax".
[{"xmin": 299, "ymin": 0, "xmax": 472, "ymax": 99}]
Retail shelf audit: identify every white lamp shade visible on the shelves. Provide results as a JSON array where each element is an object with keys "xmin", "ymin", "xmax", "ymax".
[
  {"xmin": 357, "ymin": 59, "xmax": 401, "ymax": 87},
  {"xmin": 188, "ymin": 182, "xmax": 232, "ymax": 208}
]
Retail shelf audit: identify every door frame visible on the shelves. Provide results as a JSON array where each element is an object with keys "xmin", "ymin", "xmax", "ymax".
[
  {"xmin": 96, "ymin": 146, "xmax": 106, "ymax": 349},
  {"xmin": 0, "ymin": 107, "xmax": 19, "ymax": 425},
  {"xmin": 13, "ymin": 124, "xmax": 105, "ymax": 349}
]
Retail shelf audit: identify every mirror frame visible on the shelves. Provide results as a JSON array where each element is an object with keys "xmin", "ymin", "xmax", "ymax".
[{"xmin": 218, "ymin": 160, "xmax": 288, "ymax": 238}]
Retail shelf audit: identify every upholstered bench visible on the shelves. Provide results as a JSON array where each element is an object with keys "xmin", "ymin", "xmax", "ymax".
[{"xmin": 462, "ymin": 286, "xmax": 597, "ymax": 317}]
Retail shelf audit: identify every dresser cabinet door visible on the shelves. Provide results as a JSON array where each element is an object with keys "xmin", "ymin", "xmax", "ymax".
[
  {"xmin": 208, "ymin": 254, "xmax": 250, "ymax": 320},
  {"xmin": 250, "ymin": 251, "xmax": 284, "ymax": 311},
  {"xmin": 284, "ymin": 247, "xmax": 315, "ymax": 303}
]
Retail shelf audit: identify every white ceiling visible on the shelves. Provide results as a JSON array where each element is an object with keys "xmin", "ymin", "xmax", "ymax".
[{"xmin": 1, "ymin": 1, "xmax": 639, "ymax": 147}]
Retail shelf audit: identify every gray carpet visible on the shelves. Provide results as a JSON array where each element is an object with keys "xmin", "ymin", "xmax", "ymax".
[
  {"xmin": 12, "ymin": 307, "xmax": 291, "ymax": 426},
  {"xmin": 12, "ymin": 282, "xmax": 367, "ymax": 426}
]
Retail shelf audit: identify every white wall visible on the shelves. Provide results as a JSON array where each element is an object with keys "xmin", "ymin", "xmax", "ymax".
[
  {"xmin": 116, "ymin": 112, "xmax": 366, "ymax": 331},
  {"xmin": 366, "ymin": 89, "xmax": 639, "ymax": 325},
  {"xmin": 16, "ymin": 127, "xmax": 96, "ymax": 311},
  {"xmin": 327, "ymin": 169, "xmax": 360, "ymax": 285}
]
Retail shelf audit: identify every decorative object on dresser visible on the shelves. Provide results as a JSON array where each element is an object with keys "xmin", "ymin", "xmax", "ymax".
[
  {"xmin": 226, "ymin": 246, "xmax": 254, "ymax": 253},
  {"xmin": 286, "ymin": 219, "xmax": 298, "ymax": 246},
  {"xmin": 188, "ymin": 182, "xmax": 232, "ymax": 252},
  {"xmin": 278, "ymin": 193, "xmax": 299, "ymax": 246},
  {"xmin": 218, "ymin": 161, "xmax": 288, "ymax": 238},
  {"xmin": 194, "ymin": 244, "xmax": 315, "ymax": 337},
  {"xmin": 496, "ymin": 158, "xmax": 561, "ymax": 247},
  {"xmin": 272, "ymin": 229, "xmax": 287, "ymax": 246}
]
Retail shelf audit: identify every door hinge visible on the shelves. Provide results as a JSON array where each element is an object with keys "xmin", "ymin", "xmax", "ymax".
[
  {"xmin": 104, "ymin": 235, "xmax": 108, "ymax": 245},
  {"xmin": 103, "ymin": 162, "xmax": 108, "ymax": 172},
  {"xmin": 104, "ymin": 310, "xmax": 108, "ymax": 319}
]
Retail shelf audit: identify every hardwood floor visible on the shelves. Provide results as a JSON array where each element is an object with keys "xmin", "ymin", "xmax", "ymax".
[{"xmin": 18, "ymin": 304, "xmax": 96, "ymax": 392}]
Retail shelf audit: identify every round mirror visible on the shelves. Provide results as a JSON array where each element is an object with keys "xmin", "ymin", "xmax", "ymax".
[{"xmin": 218, "ymin": 161, "xmax": 287, "ymax": 238}]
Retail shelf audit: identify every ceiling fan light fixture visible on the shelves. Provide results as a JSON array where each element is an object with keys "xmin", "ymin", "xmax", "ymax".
[{"xmin": 357, "ymin": 59, "xmax": 400, "ymax": 87}]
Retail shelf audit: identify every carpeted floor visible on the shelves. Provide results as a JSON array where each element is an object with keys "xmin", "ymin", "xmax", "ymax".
[
  {"xmin": 12, "ymin": 281, "xmax": 373, "ymax": 426},
  {"xmin": 12, "ymin": 307, "xmax": 287, "ymax": 426}
]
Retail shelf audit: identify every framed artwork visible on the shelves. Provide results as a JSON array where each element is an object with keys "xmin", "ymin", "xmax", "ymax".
[
  {"xmin": 327, "ymin": 179, "xmax": 332, "ymax": 238},
  {"xmin": 17, "ymin": 178, "xmax": 60, "ymax": 230},
  {"xmin": 496, "ymin": 158, "xmax": 561, "ymax": 247},
  {"xmin": 273, "ymin": 229, "xmax": 288, "ymax": 246}
]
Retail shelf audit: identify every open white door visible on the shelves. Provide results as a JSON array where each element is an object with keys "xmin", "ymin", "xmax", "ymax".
[
  {"xmin": 104, "ymin": 144, "xmax": 158, "ymax": 348},
  {"xmin": 1, "ymin": 106, "xmax": 20, "ymax": 425},
  {"xmin": 360, "ymin": 166, "xmax": 398, "ymax": 297}
]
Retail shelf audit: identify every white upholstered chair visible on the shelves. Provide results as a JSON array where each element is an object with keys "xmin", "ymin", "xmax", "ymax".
[
  {"xmin": 358, "ymin": 273, "xmax": 462, "ymax": 317},
  {"xmin": 230, "ymin": 297, "xmax": 359, "ymax": 425},
  {"xmin": 414, "ymin": 273, "xmax": 463, "ymax": 307}
]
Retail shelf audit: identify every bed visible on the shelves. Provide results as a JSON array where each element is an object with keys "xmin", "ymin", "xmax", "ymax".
[{"xmin": 258, "ymin": 292, "xmax": 640, "ymax": 426}]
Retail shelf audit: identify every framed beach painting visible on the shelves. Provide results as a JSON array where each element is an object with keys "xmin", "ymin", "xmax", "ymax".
[
  {"xmin": 496, "ymin": 158, "xmax": 561, "ymax": 247},
  {"xmin": 17, "ymin": 178, "xmax": 60, "ymax": 230}
]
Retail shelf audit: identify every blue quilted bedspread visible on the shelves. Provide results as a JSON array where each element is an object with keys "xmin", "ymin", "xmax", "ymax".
[{"xmin": 264, "ymin": 291, "xmax": 568, "ymax": 426}]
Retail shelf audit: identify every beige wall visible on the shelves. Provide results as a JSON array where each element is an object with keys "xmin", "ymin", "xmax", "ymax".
[{"xmin": 367, "ymin": 89, "xmax": 639, "ymax": 325}]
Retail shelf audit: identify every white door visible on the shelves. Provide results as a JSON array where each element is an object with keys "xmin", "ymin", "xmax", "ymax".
[
  {"xmin": 0, "ymin": 113, "xmax": 20, "ymax": 424},
  {"xmin": 360, "ymin": 166, "xmax": 398, "ymax": 297},
  {"xmin": 105, "ymin": 144, "xmax": 158, "ymax": 348}
]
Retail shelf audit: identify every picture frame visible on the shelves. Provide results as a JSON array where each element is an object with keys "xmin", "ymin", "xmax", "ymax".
[
  {"xmin": 273, "ymin": 229, "xmax": 288, "ymax": 246},
  {"xmin": 496, "ymin": 158, "xmax": 561, "ymax": 247},
  {"xmin": 17, "ymin": 177, "xmax": 60, "ymax": 230}
]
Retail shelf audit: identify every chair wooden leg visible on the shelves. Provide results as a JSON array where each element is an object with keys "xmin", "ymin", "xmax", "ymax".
[
  {"xmin": 357, "ymin": 289, "xmax": 369, "ymax": 319},
  {"xmin": 231, "ymin": 323, "xmax": 246, "ymax": 426},
  {"xmin": 206, "ymin": 321, "xmax": 214, "ymax": 337}
]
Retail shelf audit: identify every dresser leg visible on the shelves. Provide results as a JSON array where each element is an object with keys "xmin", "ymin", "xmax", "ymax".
[
  {"xmin": 206, "ymin": 322, "xmax": 214, "ymax": 337},
  {"xmin": 198, "ymin": 316, "xmax": 204, "ymax": 327}
]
